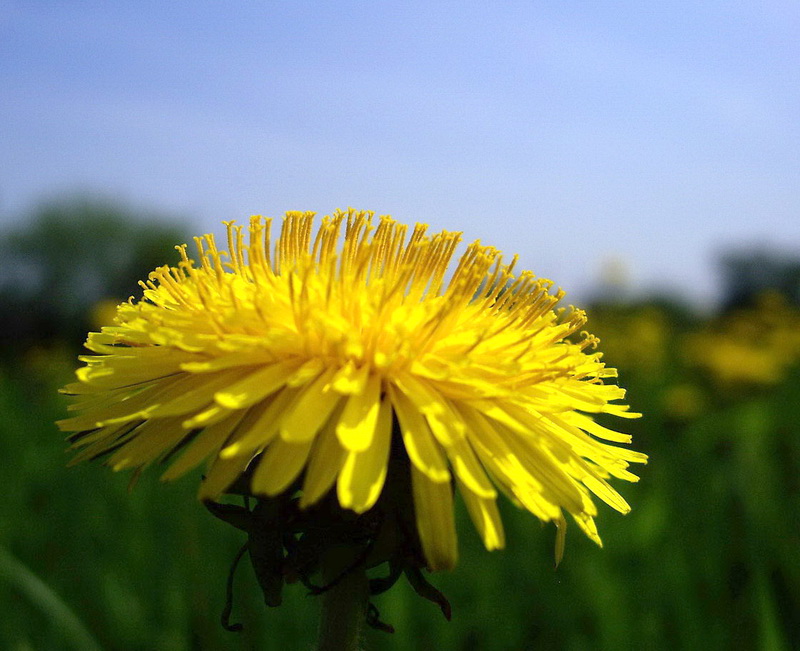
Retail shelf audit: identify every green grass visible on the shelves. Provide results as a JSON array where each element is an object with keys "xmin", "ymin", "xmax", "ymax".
[{"xmin": 1, "ymin": 348, "xmax": 799, "ymax": 649}]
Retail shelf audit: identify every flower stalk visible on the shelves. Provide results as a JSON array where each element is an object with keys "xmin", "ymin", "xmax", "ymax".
[{"xmin": 316, "ymin": 545, "xmax": 369, "ymax": 651}]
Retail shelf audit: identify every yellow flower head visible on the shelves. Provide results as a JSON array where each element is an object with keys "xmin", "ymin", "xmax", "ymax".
[{"xmin": 59, "ymin": 210, "xmax": 646, "ymax": 571}]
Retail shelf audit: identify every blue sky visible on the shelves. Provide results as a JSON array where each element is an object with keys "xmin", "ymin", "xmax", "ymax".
[{"xmin": 2, "ymin": 1, "xmax": 799, "ymax": 305}]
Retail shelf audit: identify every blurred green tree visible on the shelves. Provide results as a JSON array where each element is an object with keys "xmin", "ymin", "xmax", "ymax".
[
  {"xmin": 0, "ymin": 197, "xmax": 191, "ymax": 355},
  {"xmin": 719, "ymin": 249, "xmax": 800, "ymax": 311}
]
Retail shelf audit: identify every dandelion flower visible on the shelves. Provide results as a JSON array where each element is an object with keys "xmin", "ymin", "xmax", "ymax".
[{"xmin": 59, "ymin": 209, "xmax": 646, "ymax": 574}]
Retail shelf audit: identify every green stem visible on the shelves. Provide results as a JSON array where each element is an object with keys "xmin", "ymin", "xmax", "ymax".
[{"xmin": 316, "ymin": 545, "xmax": 368, "ymax": 651}]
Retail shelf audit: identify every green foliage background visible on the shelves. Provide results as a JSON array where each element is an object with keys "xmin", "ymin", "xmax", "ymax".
[{"xmin": 1, "ymin": 201, "xmax": 798, "ymax": 650}]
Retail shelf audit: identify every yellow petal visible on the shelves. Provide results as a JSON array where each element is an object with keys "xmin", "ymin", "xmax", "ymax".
[
  {"xmin": 57, "ymin": 378, "xmax": 178, "ymax": 430},
  {"xmin": 444, "ymin": 436, "xmax": 496, "ymax": 499},
  {"xmin": 562, "ymin": 411, "xmax": 632, "ymax": 444},
  {"xmin": 161, "ymin": 411, "xmax": 245, "ymax": 481},
  {"xmin": 76, "ymin": 348, "xmax": 191, "ymax": 389},
  {"xmin": 219, "ymin": 388, "xmax": 296, "ymax": 458},
  {"xmin": 394, "ymin": 374, "xmax": 465, "ymax": 446},
  {"xmin": 459, "ymin": 406, "xmax": 561, "ymax": 522},
  {"xmin": 336, "ymin": 373, "xmax": 381, "ymax": 451},
  {"xmin": 286, "ymin": 358, "xmax": 326, "ymax": 387},
  {"xmin": 215, "ymin": 362, "xmax": 300, "ymax": 409},
  {"xmin": 251, "ymin": 437, "xmax": 313, "ymax": 496},
  {"xmin": 494, "ymin": 424, "xmax": 586, "ymax": 516},
  {"xmin": 411, "ymin": 464, "xmax": 458, "ymax": 572},
  {"xmin": 387, "ymin": 384, "xmax": 449, "ymax": 483},
  {"xmin": 582, "ymin": 474, "xmax": 631, "ymax": 514},
  {"xmin": 456, "ymin": 478, "xmax": 505, "ymax": 551},
  {"xmin": 554, "ymin": 514, "xmax": 567, "ymax": 567},
  {"xmin": 280, "ymin": 369, "xmax": 342, "ymax": 442},
  {"xmin": 337, "ymin": 395, "xmax": 392, "ymax": 513},
  {"xmin": 572, "ymin": 511, "xmax": 603, "ymax": 547},
  {"xmin": 151, "ymin": 370, "xmax": 243, "ymax": 417},
  {"xmin": 330, "ymin": 361, "xmax": 369, "ymax": 394},
  {"xmin": 68, "ymin": 421, "xmax": 142, "ymax": 467},
  {"xmin": 180, "ymin": 350, "xmax": 275, "ymax": 373},
  {"xmin": 199, "ymin": 453, "xmax": 253, "ymax": 500},
  {"xmin": 393, "ymin": 372, "xmax": 445, "ymax": 418},
  {"xmin": 104, "ymin": 417, "xmax": 186, "ymax": 470},
  {"xmin": 300, "ymin": 407, "xmax": 346, "ymax": 508},
  {"xmin": 182, "ymin": 405, "xmax": 233, "ymax": 429}
]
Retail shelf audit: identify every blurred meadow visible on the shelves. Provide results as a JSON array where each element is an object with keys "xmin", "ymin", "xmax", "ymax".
[
  {"xmin": 1, "ymin": 200, "xmax": 798, "ymax": 650},
  {"xmin": 3, "ymin": 3, "xmax": 800, "ymax": 649}
]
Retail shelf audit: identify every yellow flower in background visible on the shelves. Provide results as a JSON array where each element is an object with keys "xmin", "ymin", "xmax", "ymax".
[
  {"xmin": 685, "ymin": 292, "xmax": 800, "ymax": 389},
  {"xmin": 661, "ymin": 383, "xmax": 706, "ymax": 421},
  {"xmin": 58, "ymin": 210, "xmax": 646, "ymax": 571},
  {"xmin": 686, "ymin": 336, "xmax": 783, "ymax": 385},
  {"xmin": 90, "ymin": 298, "xmax": 122, "ymax": 331}
]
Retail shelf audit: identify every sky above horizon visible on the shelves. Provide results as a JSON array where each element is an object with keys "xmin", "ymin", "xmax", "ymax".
[{"xmin": 2, "ymin": 2, "xmax": 799, "ymax": 306}]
